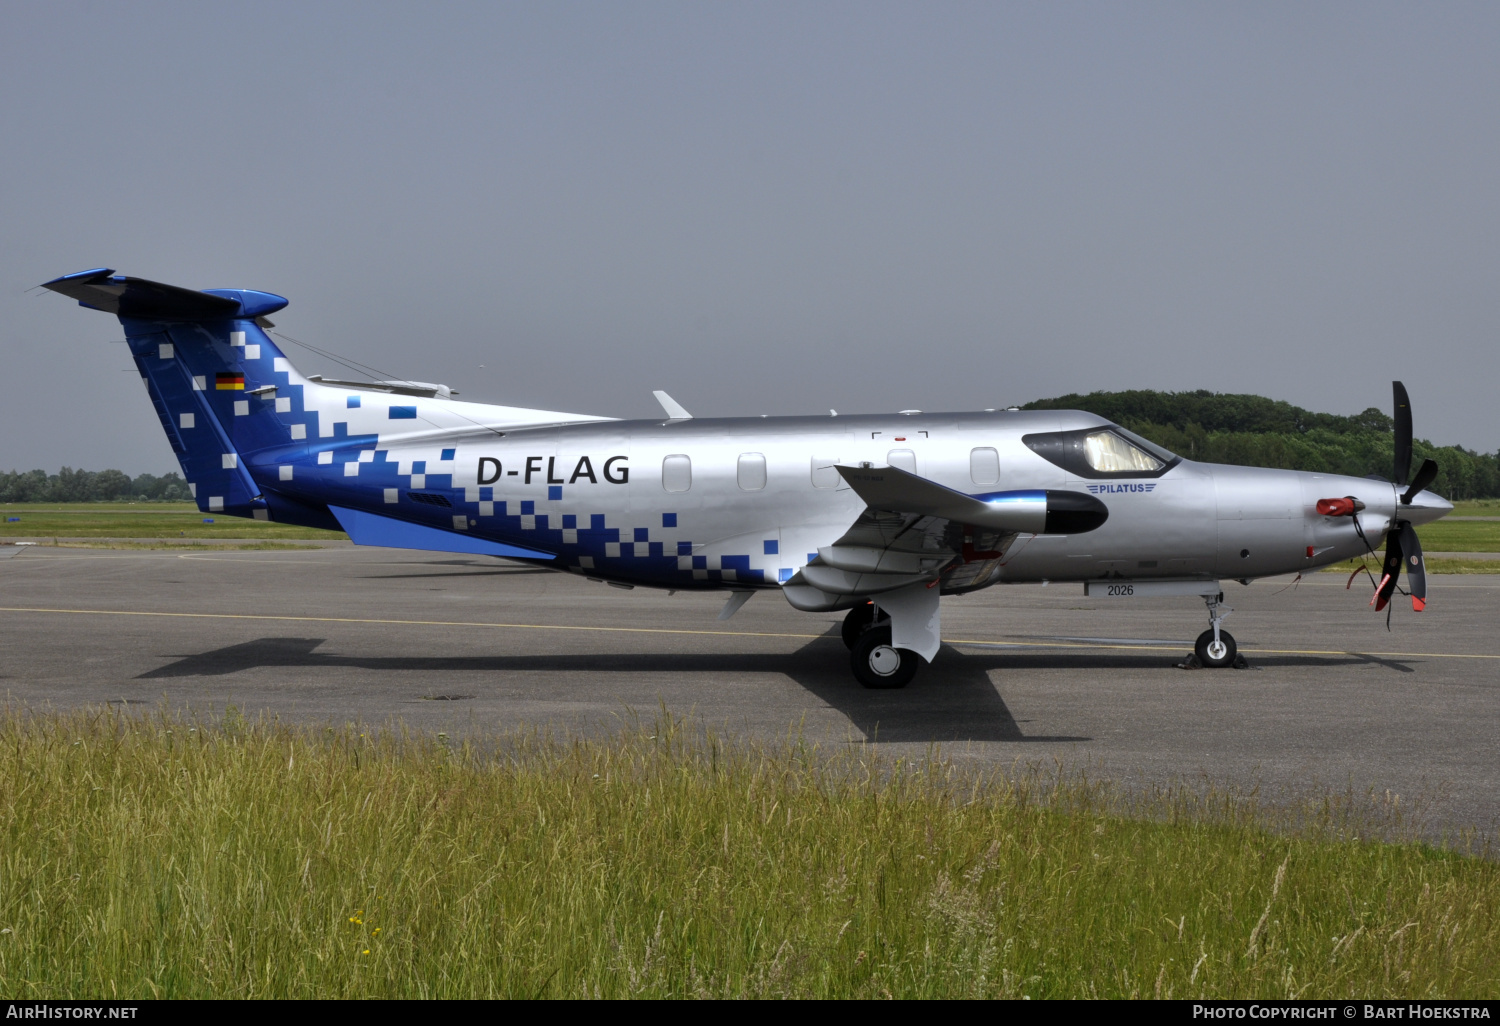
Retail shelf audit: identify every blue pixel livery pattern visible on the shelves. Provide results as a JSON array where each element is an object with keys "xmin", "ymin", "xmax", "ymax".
[{"xmin": 73, "ymin": 271, "xmax": 777, "ymax": 589}]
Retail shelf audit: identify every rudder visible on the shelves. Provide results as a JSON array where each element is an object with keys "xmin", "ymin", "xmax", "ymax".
[{"xmin": 43, "ymin": 268, "xmax": 325, "ymax": 524}]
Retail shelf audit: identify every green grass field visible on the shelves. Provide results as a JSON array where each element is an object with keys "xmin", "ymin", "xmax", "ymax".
[
  {"xmin": 0, "ymin": 710, "xmax": 1494, "ymax": 999},
  {"xmin": 1321, "ymin": 556, "xmax": 1500, "ymax": 575},
  {"xmin": 1413, "ymin": 519, "xmax": 1500, "ymax": 552},
  {"xmin": 0, "ymin": 504, "xmax": 343, "ymax": 540}
]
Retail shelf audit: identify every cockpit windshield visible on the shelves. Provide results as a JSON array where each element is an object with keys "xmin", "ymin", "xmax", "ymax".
[
  {"xmin": 1021, "ymin": 425, "xmax": 1180, "ymax": 479},
  {"xmin": 1082, "ymin": 429, "xmax": 1168, "ymax": 473}
]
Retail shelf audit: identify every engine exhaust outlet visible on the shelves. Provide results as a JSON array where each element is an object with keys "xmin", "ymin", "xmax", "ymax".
[{"xmin": 1317, "ymin": 496, "xmax": 1366, "ymax": 517}]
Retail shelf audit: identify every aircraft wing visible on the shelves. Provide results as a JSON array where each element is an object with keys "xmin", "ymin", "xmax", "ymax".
[
  {"xmin": 833, "ymin": 464, "xmax": 1107, "ymax": 535},
  {"xmin": 786, "ymin": 467, "xmax": 1107, "ymax": 605}
]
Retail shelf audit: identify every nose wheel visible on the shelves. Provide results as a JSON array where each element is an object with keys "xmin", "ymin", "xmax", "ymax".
[{"xmin": 1194, "ymin": 627, "xmax": 1237, "ymax": 668}]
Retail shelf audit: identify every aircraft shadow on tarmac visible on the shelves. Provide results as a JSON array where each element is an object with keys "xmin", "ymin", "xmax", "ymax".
[
  {"xmin": 132, "ymin": 633, "xmax": 1418, "ymax": 742},
  {"xmin": 357, "ymin": 568, "xmax": 561, "ymax": 581},
  {"xmin": 355, "ymin": 561, "xmax": 559, "ymax": 581},
  {"xmin": 134, "ymin": 632, "xmax": 1095, "ymax": 743}
]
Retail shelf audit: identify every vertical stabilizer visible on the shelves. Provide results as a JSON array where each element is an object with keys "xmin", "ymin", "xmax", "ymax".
[{"xmin": 42, "ymin": 269, "xmax": 330, "ymax": 525}]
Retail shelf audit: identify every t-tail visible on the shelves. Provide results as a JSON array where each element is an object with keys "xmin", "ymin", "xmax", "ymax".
[
  {"xmin": 42, "ymin": 268, "xmax": 340, "ymax": 527},
  {"xmin": 40, "ymin": 268, "xmax": 612, "ymax": 534}
]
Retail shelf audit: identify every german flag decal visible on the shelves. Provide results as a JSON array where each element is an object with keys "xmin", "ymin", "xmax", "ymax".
[{"xmin": 215, "ymin": 373, "xmax": 245, "ymax": 390}]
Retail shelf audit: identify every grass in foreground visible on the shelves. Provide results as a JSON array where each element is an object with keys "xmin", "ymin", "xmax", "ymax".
[{"xmin": 0, "ymin": 711, "xmax": 1495, "ymax": 999}]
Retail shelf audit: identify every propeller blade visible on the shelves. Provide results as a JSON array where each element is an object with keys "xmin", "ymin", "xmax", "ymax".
[
  {"xmin": 1393, "ymin": 380, "xmax": 1413, "ymax": 486},
  {"xmin": 1402, "ymin": 522, "xmax": 1427, "ymax": 611},
  {"xmin": 1401, "ymin": 458, "xmax": 1439, "ymax": 505},
  {"xmin": 1373, "ymin": 522, "xmax": 1404, "ymax": 612}
]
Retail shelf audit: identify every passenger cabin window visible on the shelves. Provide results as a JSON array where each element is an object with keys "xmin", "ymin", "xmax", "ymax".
[
  {"xmin": 887, "ymin": 449, "xmax": 916, "ymax": 474},
  {"xmin": 1083, "ymin": 430, "xmax": 1165, "ymax": 473},
  {"xmin": 737, "ymin": 453, "xmax": 767, "ymax": 491},
  {"xmin": 970, "ymin": 447, "xmax": 1000, "ymax": 485},
  {"xmin": 661, "ymin": 454, "xmax": 692, "ymax": 493},
  {"xmin": 811, "ymin": 457, "xmax": 840, "ymax": 489}
]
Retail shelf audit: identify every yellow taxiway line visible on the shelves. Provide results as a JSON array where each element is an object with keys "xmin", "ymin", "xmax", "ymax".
[
  {"xmin": 1, "ymin": 605, "xmax": 1498, "ymax": 662},
  {"xmin": 949, "ymin": 640, "xmax": 1500, "ymax": 659}
]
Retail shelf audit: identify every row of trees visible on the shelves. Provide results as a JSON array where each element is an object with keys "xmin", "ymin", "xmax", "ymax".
[
  {"xmin": 0, "ymin": 468, "xmax": 193, "ymax": 503},
  {"xmin": 1023, "ymin": 390, "xmax": 1500, "ymax": 499}
]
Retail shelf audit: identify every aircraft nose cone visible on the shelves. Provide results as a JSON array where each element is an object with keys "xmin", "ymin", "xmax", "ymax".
[{"xmin": 1401, "ymin": 489, "xmax": 1453, "ymax": 526}]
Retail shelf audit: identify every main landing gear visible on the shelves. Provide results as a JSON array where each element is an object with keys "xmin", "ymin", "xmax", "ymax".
[
  {"xmin": 841, "ymin": 600, "xmax": 881, "ymax": 649},
  {"xmin": 1193, "ymin": 591, "xmax": 1238, "ymax": 668},
  {"xmin": 842, "ymin": 601, "xmax": 922, "ymax": 689}
]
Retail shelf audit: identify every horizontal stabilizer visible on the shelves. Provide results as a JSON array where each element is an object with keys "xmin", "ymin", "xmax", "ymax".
[
  {"xmin": 329, "ymin": 506, "xmax": 556, "ymax": 561},
  {"xmin": 41, "ymin": 268, "xmax": 288, "ymax": 321},
  {"xmin": 834, "ymin": 464, "xmax": 1108, "ymax": 535}
]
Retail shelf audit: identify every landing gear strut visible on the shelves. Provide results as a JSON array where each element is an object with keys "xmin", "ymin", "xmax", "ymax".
[
  {"xmin": 1194, "ymin": 591, "xmax": 1237, "ymax": 668},
  {"xmin": 841, "ymin": 601, "xmax": 885, "ymax": 649}
]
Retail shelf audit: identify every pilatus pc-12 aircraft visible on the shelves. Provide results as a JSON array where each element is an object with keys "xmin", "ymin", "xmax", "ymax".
[{"xmin": 43, "ymin": 268, "xmax": 1453, "ymax": 687}]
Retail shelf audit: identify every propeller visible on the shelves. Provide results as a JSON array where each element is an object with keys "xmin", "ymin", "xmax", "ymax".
[
  {"xmin": 1375, "ymin": 520, "xmax": 1426, "ymax": 613},
  {"xmin": 1373, "ymin": 381, "xmax": 1435, "ymax": 616},
  {"xmin": 1393, "ymin": 381, "xmax": 1413, "ymax": 488},
  {"xmin": 1393, "ymin": 380, "xmax": 1442, "ymax": 505},
  {"xmin": 1402, "ymin": 458, "xmax": 1439, "ymax": 506}
]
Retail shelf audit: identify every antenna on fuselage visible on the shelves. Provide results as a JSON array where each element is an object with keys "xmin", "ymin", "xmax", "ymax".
[{"xmin": 653, "ymin": 390, "xmax": 692, "ymax": 422}]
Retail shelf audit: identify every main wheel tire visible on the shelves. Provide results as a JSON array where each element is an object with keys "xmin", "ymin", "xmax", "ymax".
[
  {"xmin": 841, "ymin": 601, "xmax": 879, "ymax": 649},
  {"xmin": 850, "ymin": 625, "xmax": 921, "ymax": 689},
  {"xmin": 1194, "ymin": 628, "xmax": 1237, "ymax": 669}
]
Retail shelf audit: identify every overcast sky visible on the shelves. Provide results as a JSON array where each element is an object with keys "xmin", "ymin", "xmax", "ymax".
[{"xmin": 3, "ymin": 2, "xmax": 1497, "ymax": 474}]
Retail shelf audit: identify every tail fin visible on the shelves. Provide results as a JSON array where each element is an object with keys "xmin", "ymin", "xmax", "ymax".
[{"xmin": 42, "ymin": 268, "xmax": 335, "ymax": 527}]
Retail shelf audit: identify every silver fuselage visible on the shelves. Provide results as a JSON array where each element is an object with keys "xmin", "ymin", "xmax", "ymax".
[{"xmin": 266, "ymin": 388, "xmax": 1450, "ymax": 596}]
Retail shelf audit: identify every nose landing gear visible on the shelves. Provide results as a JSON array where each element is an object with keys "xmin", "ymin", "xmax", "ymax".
[{"xmin": 1193, "ymin": 591, "xmax": 1240, "ymax": 668}]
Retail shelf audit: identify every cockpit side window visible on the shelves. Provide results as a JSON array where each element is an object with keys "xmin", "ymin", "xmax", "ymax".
[
  {"xmin": 1021, "ymin": 426, "xmax": 1180, "ymax": 479},
  {"xmin": 1111, "ymin": 426, "xmax": 1178, "ymax": 465}
]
